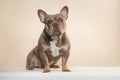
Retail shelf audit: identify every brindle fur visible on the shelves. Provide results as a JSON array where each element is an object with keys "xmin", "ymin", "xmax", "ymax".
[{"xmin": 26, "ymin": 6, "xmax": 70, "ymax": 73}]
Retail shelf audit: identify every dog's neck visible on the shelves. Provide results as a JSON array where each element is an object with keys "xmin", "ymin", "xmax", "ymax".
[
  {"xmin": 43, "ymin": 29, "xmax": 67, "ymax": 46},
  {"xmin": 42, "ymin": 29, "xmax": 67, "ymax": 57}
]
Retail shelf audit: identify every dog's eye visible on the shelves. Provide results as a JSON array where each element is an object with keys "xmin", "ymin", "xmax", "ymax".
[
  {"xmin": 47, "ymin": 20, "xmax": 53, "ymax": 24},
  {"xmin": 57, "ymin": 18, "xmax": 63, "ymax": 22},
  {"xmin": 47, "ymin": 21, "xmax": 50, "ymax": 24}
]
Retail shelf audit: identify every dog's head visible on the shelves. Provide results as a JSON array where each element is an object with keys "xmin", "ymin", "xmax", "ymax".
[{"xmin": 38, "ymin": 6, "xmax": 68, "ymax": 40}]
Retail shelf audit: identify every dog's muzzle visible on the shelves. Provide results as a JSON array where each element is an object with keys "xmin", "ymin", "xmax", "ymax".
[
  {"xmin": 54, "ymin": 30, "xmax": 61, "ymax": 36},
  {"xmin": 52, "ymin": 30, "xmax": 62, "ymax": 40}
]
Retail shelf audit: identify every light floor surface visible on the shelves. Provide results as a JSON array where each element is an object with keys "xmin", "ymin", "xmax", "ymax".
[{"xmin": 0, "ymin": 67, "xmax": 120, "ymax": 80}]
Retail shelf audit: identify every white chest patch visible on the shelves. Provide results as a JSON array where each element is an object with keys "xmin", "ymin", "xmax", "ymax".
[{"xmin": 50, "ymin": 40, "xmax": 60, "ymax": 57}]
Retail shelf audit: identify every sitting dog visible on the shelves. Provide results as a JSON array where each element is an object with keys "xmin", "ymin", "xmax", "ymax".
[{"xmin": 26, "ymin": 6, "xmax": 70, "ymax": 73}]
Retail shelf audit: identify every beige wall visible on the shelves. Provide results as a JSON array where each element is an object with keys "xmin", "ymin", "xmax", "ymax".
[{"xmin": 0, "ymin": 0, "xmax": 120, "ymax": 67}]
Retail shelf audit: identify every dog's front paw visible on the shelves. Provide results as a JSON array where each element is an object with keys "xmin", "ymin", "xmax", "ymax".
[
  {"xmin": 43, "ymin": 66, "xmax": 50, "ymax": 73},
  {"xmin": 26, "ymin": 65, "xmax": 34, "ymax": 70},
  {"xmin": 43, "ymin": 69, "xmax": 50, "ymax": 73},
  {"xmin": 62, "ymin": 68, "xmax": 71, "ymax": 72}
]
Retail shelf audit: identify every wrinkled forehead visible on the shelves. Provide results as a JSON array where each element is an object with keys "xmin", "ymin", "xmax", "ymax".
[{"xmin": 45, "ymin": 14, "xmax": 64, "ymax": 21}]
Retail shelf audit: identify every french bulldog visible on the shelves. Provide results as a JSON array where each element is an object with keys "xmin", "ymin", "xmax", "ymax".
[{"xmin": 26, "ymin": 6, "xmax": 70, "ymax": 73}]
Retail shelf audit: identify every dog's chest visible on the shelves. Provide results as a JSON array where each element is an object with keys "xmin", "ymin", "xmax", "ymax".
[{"xmin": 50, "ymin": 40, "xmax": 60, "ymax": 57}]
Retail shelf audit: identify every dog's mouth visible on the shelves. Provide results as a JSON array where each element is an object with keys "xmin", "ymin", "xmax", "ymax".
[
  {"xmin": 54, "ymin": 30, "xmax": 61, "ymax": 36},
  {"xmin": 51, "ymin": 31, "xmax": 62, "ymax": 40}
]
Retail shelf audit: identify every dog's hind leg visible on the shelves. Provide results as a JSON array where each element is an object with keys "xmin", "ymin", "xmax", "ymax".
[
  {"xmin": 26, "ymin": 51, "xmax": 36, "ymax": 70},
  {"xmin": 26, "ymin": 49, "xmax": 43, "ymax": 70}
]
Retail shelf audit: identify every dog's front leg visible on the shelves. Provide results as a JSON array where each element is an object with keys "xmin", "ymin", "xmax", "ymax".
[
  {"xmin": 62, "ymin": 51, "xmax": 71, "ymax": 72},
  {"xmin": 40, "ymin": 52, "xmax": 50, "ymax": 73}
]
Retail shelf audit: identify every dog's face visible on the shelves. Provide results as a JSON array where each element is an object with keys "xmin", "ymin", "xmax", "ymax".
[{"xmin": 38, "ymin": 6, "xmax": 68, "ymax": 40}]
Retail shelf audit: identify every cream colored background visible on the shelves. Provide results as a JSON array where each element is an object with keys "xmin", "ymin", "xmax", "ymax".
[{"xmin": 0, "ymin": 0, "xmax": 120, "ymax": 67}]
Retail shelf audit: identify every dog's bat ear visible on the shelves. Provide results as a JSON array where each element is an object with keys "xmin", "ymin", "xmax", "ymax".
[
  {"xmin": 60, "ymin": 6, "xmax": 69, "ymax": 20},
  {"xmin": 38, "ymin": 9, "xmax": 47, "ymax": 23}
]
